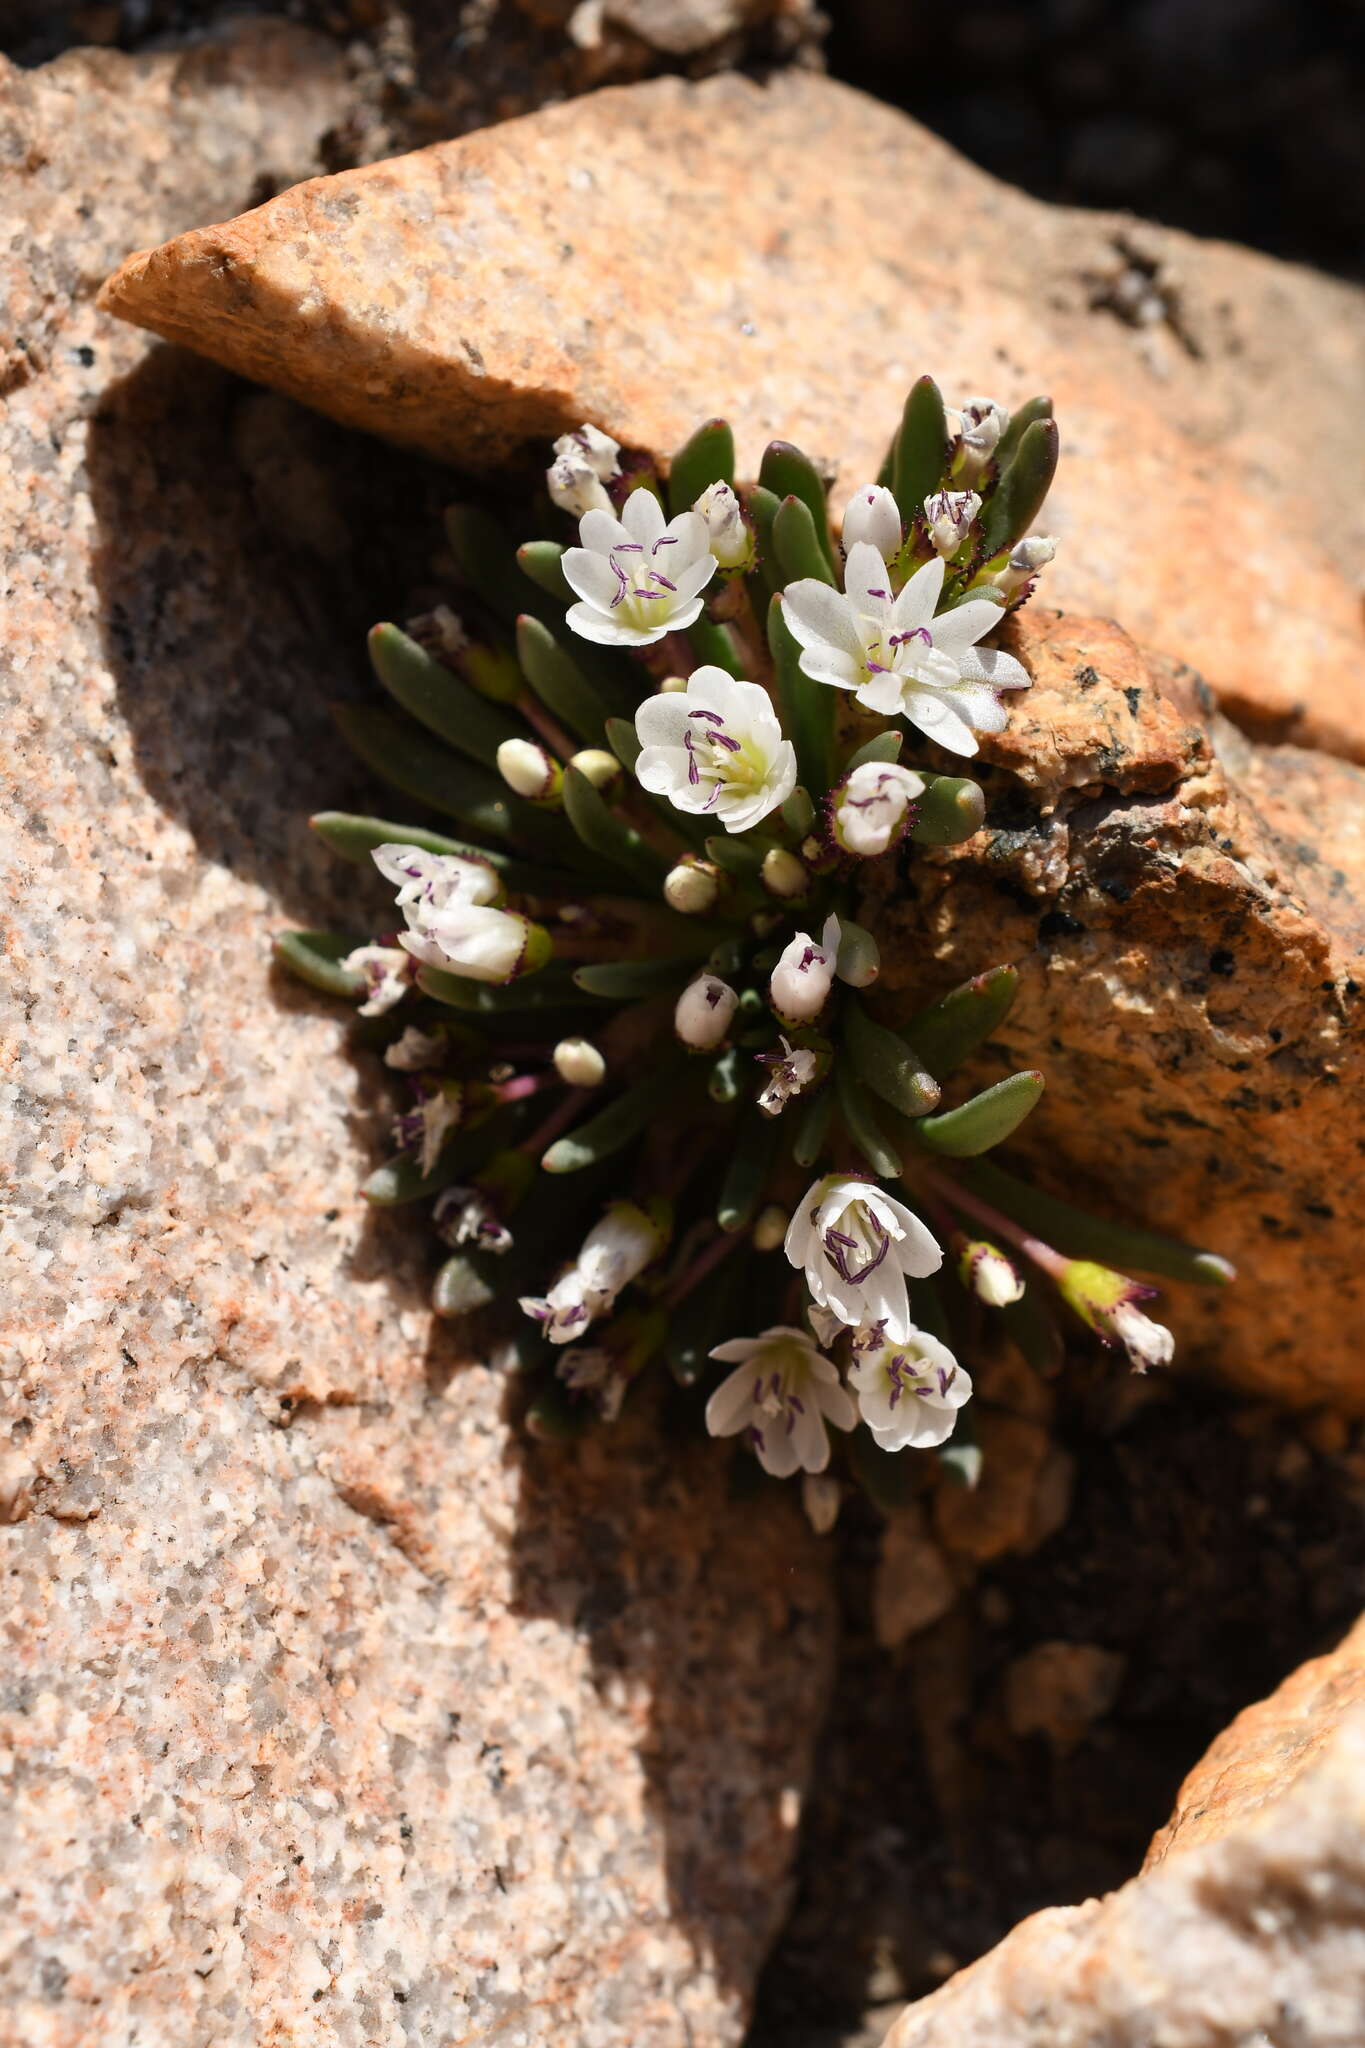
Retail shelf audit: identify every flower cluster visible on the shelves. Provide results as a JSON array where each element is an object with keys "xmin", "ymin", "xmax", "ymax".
[{"xmin": 279, "ymin": 379, "xmax": 1234, "ymax": 1520}]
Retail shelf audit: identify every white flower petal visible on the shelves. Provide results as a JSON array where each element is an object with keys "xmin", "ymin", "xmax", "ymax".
[
  {"xmin": 929, "ymin": 597, "xmax": 1010, "ymax": 654},
  {"xmin": 620, "ymin": 487, "xmax": 666, "ymax": 544},
  {"xmin": 888, "ymin": 555, "xmax": 945, "ymax": 632},
  {"xmin": 843, "ymin": 541, "xmax": 894, "ymax": 616},
  {"xmin": 954, "ymin": 645, "xmax": 1032, "ymax": 692},
  {"xmin": 782, "ymin": 582, "xmax": 864, "ymax": 662}
]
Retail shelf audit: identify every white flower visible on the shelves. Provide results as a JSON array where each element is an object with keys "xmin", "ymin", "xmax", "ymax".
[
  {"xmin": 519, "ymin": 1198, "xmax": 667, "ymax": 1345},
  {"xmin": 434, "ymin": 1184, "xmax": 513, "ymax": 1254},
  {"xmin": 562, "ymin": 488, "xmax": 717, "ymax": 647},
  {"xmin": 923, "ymin": 488, "xmax": 981, "ymax": 557},
  {"xmin": 547, "ymin": 424, "xmax": 621, "ymax": 516},
  {"xmin": 769, "ymin": 914, "xmax": 840, "ymax": 1026},
  {"xmin": 847, "ymin": 1325, "xmax": 972, "ymax": 1451},
  {"xmin": 953, "ymin": 395, "xmax": 1009, "ymax": 483},
  {"xmin": 552, "ymin": 1036, "xmax": 606, "ymax": 1087},
  {"xmin": 393, "ymin": 1083, "xmax": 464, "ymax": 1178},
  {"xmin": 785, "ymin": 1175, "xmax": 942, "ymax": 1343},
  {"xmin": 1111, "ymin": 1301, "xmax": 1175, "ymax": 1374},
  {"xmin": 383, "ymin": 1025, "xmax": 445, "ymax": 1070},
  {"xmin": 705, "ymin": 1326, "xmax": 856, "ymax": 1478},
  {"xmin": 341, "ymin": 944, "xmax": 411, "ymax": 1016},
  {"xmin": 372, "ymin": 842, "xmax": 541, "ymax": 985},
  {"xmin": 675, "ymin": 973, "xmax": 738, "ymax": 1051},
  {"xmin": 781, "ymin": 550, "xmax": 1029, "ymax": 757},
  {"xmin": 757, "ymin": 1035, "xmax": 818, "ymax": 1116},
  {"xmin": 693, "ymin": 481, "xmax": 752, "ymax": 570},
  {"xmin": 634, "ymin": 667, "xmax": 796, "ymax": 832},
  {"xmin": 841, "ymin": 482, "xmax": 902, "ymax": 557},
  {"xmin": 991, "ymin": 534, "xmax": 1057, "ymax": 598},
  {"xmin": 832, "ymin": 761, "xmax": 925, "ymax": 857},
  {"xmin": 1058, "ymin": 1259, "xmax": 1175, "ymax": 1374}
]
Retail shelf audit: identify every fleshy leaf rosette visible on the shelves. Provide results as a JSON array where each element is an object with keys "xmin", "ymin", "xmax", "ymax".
[{"xmin": 277, "ymin": 380, "xmax": 1234, "ymax": 1512}]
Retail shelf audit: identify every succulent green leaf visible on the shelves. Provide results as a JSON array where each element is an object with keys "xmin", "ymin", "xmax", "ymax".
[
  {"xmin": 703, "ymin": 833, "xmax": 767, "ymax": 883},
  {"xmin": 572, "ymin": 955, "xmax": 703, "ymax": 998},
  {"xmin": 273, "ymin": 930, "xmax": 366, "ymax": 1001},
  {"xmin": 332, "ymin": 702, "xmax": 519, "ymax": 843},
  {"xmin": 515, "ymin": 615, "xmax": 610, "ymax": 743},
  {"xmin": 542, "ymin": 1063, "xmax": 686, "ymax": 1173},
  {"xmin": 717, "ymin": 1111, "xmax": 783, "ymax": 1233},
  {"xmin": 368, "ymin": 624, "xmax": 518, "ymax": 768},
  {"xmin": 914, "ymin": 1070, "xmax": 1045, "ymax": 1157},
  {"xmin": 769, "ymin": 593, "xmax": 835, "ymax": 794},
  {"xmin": 445, "ymin": 504, "xmax": 553, "ymax": 625},
  {"xmin": 772, "ymin": 494, "xmax": 837, "ymax": 587},
  {"xmin": 667, "ymin": 418, "xmax": 736, "ymax": 514},
  {"xmin": 834, "ymin": 1060, "xmax": 901, "ymax": 1178},
  {"xmin": 906, "ymin": 774, "xmax": 986, "ymax": 846},
  {"xmin": 892, "ymin": 376, "xmax": 949, "ymax": 523},
  {"xmin": 687, "ymin": 614, "xmax": 745, "ymax": 678},
  {"xmin": 781, "ymin": 786, "xmax": 815, "ymax": 835},
  {"xmin": 844, "ymin": 999, "xmax": 941, "ymax": 1117},
  {"xmin": 604, "ymin": 717, "xmax": 641, "ymax": 772},
  {"xmin": 993, "ymin": 395, "xmax": 1053, "ymax": 471},
  {"xmin": 978, "ymin": 418, "xmax": 1060, "ymax": 561},
  {"xmin": 791, "ymin": 1082, "xmax": 834, "ymax": 1169},
  {"xmin": 759, "ymin": 442, "xmax": 836, "ymax": 573},
  {"xmin": 959, "ymin": 1158, "xmax": 1236, "ymax": 1288},
  {"xmin": 515, "ymin": 540, "xmax": 573, "ymax": 601},
  {"xmin": 834, "ymin": 919, "xmax": 881, "ymax": 989},
  {"xmin": 416, "ymin": 962, "xmax": 603, "ymax": 1013},
  {"xmin": 844, "ymin": 729, "xmax": 903, "ymax": 773},
  {"xmin": 562, "ymin": 763, "xmax": 668, "ymax": 877},
  {"xmin": 432, "ymin": 1254, "xmax": 495, "ymax": 1318},
  {"xmin": 308, "ymin": 811, "xmax": 567, "ymax": 897},
  {"xmin": 902, "ymin": 964, "xmax": 1019, "ymax": 1080},
  {"xmin": 745, "ymin": 482, "xmax": 783, "ymax": 599}
]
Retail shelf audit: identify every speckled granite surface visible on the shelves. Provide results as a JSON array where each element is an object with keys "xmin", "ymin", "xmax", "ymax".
[{"xmin": 0, "ymin": 28, "xmax": 835, "ymax": 2045}]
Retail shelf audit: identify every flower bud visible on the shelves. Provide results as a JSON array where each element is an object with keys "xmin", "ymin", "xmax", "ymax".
[
  {"xmin": 675, "ymin": 973, "xmax": 739, "ymax": 1051},
  {"xmin": 770, "ymin": 915, "xmax": 839, "ymax": 1026},
  {"xmin": 760, "ymin": 846, "xmax": 808, "ymax": 900},
  {"xmin": 553, "ymin": 1036, "xmax": 606, "ymax": 1088},
  {"xmin": 693, "ymin": 481, "xmax": 753, "ymax": 571},
  {"xmin": 802, "ymin": 1472, "xmax": 842, "ymax": 1535},
  {"xmin": 922, "ymin": 488, "xmax": 981, "ymax": 558},
  {"xmin": 954, "ymin": 1234, "xmax": 1025, "ymax": 1307},
  {"xmin": 832, "ymin": 761, "xmax": 925, "ymax": 857},
  {"xmin": 547, "ymin": 423, "xmax": 621, "ymax": 517},
  {"xmin": 752, "ymin": 1203, "xmax": 789, "ymax": 1252},
  {"xmin": 953, "ymin": 395, "xmax": 1009, "ymax": 483},
  {"xmin": 990, "ymin": 533, "xmax": 1058, "ymax": 598},
  {"xmin": 1057, "ymin": 1258, "xmax": 1175, "ymax": 1374},
  {"xmin": 569, "ymin": 747, "xmax": 622, "ymax": 792},
  {"xmin": 659, "ymin": 674, "xmax": 689, "ymax": 694},
  {"xmin": 497, "ymin": 737, "xmax": 562, "ymax": 805},
  {"xmin": 841, "ymin": 482, "xmax": 902, "ymax": 558},
  {"xmin": 664, "ymin": 857, "xmax": 722, "ymax": 916}
]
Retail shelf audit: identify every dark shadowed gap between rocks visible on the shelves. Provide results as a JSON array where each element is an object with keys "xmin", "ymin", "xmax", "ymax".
[{"xmin": 85, "ymin": 355, "xmax": 1365, "ymax": 2048}]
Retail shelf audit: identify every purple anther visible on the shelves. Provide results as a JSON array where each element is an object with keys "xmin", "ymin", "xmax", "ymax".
[
  {"xmin": 711, "ymin": 730, "xmax": 741, "ymax": 753},
  {"xmin": 822, "ymin": 1215, "xmax": 890, "ymax": 1285},
  {"xmin": 867, "ymin": 586, "xmax": 890, "ymax": 600},
  {"xmin": 688, "ymin": 708, "xmax": 725, "ymax": 723},
  {"xmin": 615, "ymin": 541, "xmax": 644, "ymax": 553},
  {"xmin": 652, "ymin": 535, "xmax": 679, "ymax": 550},
  {"xmin": 649, "ymin": 571, "xmax": 678, "ymax": 593}
]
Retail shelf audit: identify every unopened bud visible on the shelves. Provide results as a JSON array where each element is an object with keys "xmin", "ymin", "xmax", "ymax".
[
  {"xmin": 569, "ymin": 747, "xmax": 621, "ymax": 792},
  {"xmin": 664, "ymin": 857, "xmax": 721, "ymax": 916},
  {"xmin": 693, "ymin": 480, "xmax": 753, "ymax": 571},
  {"xmin": 553, "ymin": 1036, "xmax": 606, "ymax": 1088},
  {"xmin": 760, "ymin": 846, "xmax": 808, "ymax": 900},
  {"xmin": 770, "ymin": 916, "xmax": 839, "ymax": 1027},
  {"xmin": 953, "ymin": 395, "xmax": 1009, "ymax": 484},
  {"xmin": 675, "ymin": 973, "xmax": 738, "ymax": 1051},
  {"xmin": 954, "ymin": 1235, "xmax": 1025, "ymax": 1307},
  {"xmin": 547, "ymin": 423, "xmax": 621, "ymax": 517},
  {"xmin": 802, "ymin": 1472, "xmax": 842, "ymax": 1536},
  {"xmin": 497, "ymin": 737, "xmax": 562, "ymax": 805},
  {"xmin": 751, "ymin": 1203, "xmax": 788, "ymax": 1252},
  {"xmin": 989, "ymin": 532, "xmax": 1058, "ymax": 598},
  {"xmin": 1058, "ymin": 1258, "xmax": 1175, "ymax": 1375},
  {"xmin": 660, "ymin": 674, "xmax": 689, "ymax": 694},
  {"xmin": 832, "ymin": 761, "xmax": 925, "ymax": 857}
]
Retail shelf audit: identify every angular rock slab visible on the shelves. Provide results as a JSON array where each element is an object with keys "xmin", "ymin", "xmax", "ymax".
[
  {"xmin": 868, "ymin": 607, "xmax": 1365, "ymax": 1410},
  {"xmin": 100, "ymin": 71, "xmax": 1365, "ymax": 758},
  {"xmin": 880, "ymin": 1618, "xmax": 1365, "ymax": 2048},
  {"xmin": 0, "ymin": 33, "xmax": 834, "ymax": 2048}
]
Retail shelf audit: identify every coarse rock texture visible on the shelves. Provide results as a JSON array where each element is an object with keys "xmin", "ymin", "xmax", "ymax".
[
  {"xmin": 1146, "ymin": 1611, "xmax": 1365, "ymax": 1868},
  {"xmin": 99, "ymin": 71, "xmax": 1365, "ymax": 758},
  {"xmin": 878, "ymin": 1627, "xmax": 1365, "ymax": 2048},
  {"xmin": 868, "ymin": 605, "xmax": 1365, "ymax": 1411},
  {"xmin": 0, "ymin": 29, "xmax": 836, "ymax": 2048}
]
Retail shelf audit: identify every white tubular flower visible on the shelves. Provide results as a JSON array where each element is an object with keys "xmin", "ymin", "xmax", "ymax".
[
  {"xmin": 675, "ymin": 973, "xmax": 738, "ymax": 1051},
  {"xmin": 757, "ymin": 1035, "xmax": 819, "ymax": 1116},
  {"xmin": 519, "ymin": 1199, "xmax": 668, "ymax": 1346},
  {"xmin": 663, "ymin": 857, "xmax": 722, "ymax": 915},
  {"xmin": 705, "ymin": 1326, "xmax": 856, "ymax": 1479},
  {"xmin": 634, "ymin": 667, "xmax": 797, "ymax": 832},
  {"xmin": 372, "ymin": 842, "xmax": 545, "ymax": 986},
  {"xmin": 992, "ymin": 534, "xmax": 1058, "ymax": 598},
  {"xmin": 1057, "ymin": 1258, "xmax": 1175, "ymax": 1374},
  {"xmin": 434, "ymin": 1185, "xmax": 513, "ymax": 1255},
  {"xmin": 832, "ymin": 761, "xmax": 925, "ymax": 857},
  {"xmin": 547, "ymin": 424, "xmax": 621, "ymax": 517},
  {"xmin": 841, "ymin": 482, "xmax": 903, "ymax": 557},
  {"xmin": 383, "ymin": 1025, "xmax": 445, "ymax": 1071},
  {"xmin": 781, "ymin": 550, "xmax": 1030, "ymax": 757},
  {"xmin": 785, "ymin": 1175, "xmax": 942, "ymax": 1343},
  {"xmin": 693, "ymin": 481, "xmax": 753, "ymax": 571},
  {"xmin": 923, "ymin": 488, "xmax": 981, "ymax": 557},
  {"xmin": 552, "ymin": 1036, "xmax": 606, "ymax": 1088},
  {"xmin": 847, "ymin": 1325, "xmax": 972, "ymax": 1451},
  {"xmin": 393, "ymin": 1083, "xmax": 463, "ymax": 1178},
  {"xmin": 563, "ymin": 488, "xmax": 717, "ymax": 647},
  {"xmin": 955, "ymin": 395, "xmax": 1009, "ymax": 483},
  {"xmin": 340, "ymin": 944, "xmax": 411, "ymax": 1016},
  {"xmin": 1112, "ymin": 1302, "xmax": 1175, "ymax": 1374},
  {"xmin": 497, "ymin": 737, "xmax": 562, "ymax": 803},
  {"xmin": 769, "ymin": 914, "xmax": 840, "ymax": 1027}
]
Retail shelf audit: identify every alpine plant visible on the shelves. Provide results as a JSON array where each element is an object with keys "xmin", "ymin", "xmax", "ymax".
[{"xmin": 278, "ymin": 377, "xmax": 1235, "ymax": 1518}]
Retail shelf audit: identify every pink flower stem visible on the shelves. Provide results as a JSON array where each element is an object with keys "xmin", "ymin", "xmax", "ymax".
[
  {"xmin": 492, "ymin": 1072, "xmax": 555, "ymax": 1107},
  {"xmin": 907, "ymin": 1157, "xmax": 1068, "ymax": 1280},
  {"xmin": 519, "ymin": 1087, "xmax": 591, "ymax": 1158},
  {"xmin": 663, "ymin": 1226, "xmax": 742, "ymax": 1311},
  {"xmin": 515, "ymin": 691, "xmax": 578, "ymax": 762}
]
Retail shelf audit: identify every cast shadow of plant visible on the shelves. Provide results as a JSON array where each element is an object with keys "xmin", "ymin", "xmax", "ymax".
[{"xmin": 87, "ymin": 344, "xmax": 839, "ymax": 2020}]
